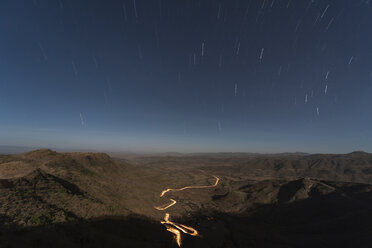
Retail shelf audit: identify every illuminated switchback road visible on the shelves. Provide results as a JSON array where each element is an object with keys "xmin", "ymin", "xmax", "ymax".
[{"xmin": 154, "ymin": 175, "xmax": 220, "ymax": 246}]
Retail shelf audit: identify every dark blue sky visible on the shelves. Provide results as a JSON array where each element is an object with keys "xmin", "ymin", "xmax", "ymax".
[{"xmin": 1, "ymin": 0, "xmax": 372, "ymax": 153}]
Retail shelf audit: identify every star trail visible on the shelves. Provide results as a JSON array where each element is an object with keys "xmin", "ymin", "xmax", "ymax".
[{"xmin": 0, "ymin": 0, "xmax": 371, "ymax": 153}]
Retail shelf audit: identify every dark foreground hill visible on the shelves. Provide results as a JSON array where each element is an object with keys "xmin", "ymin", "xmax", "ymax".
[
  {"xmin": 0, "ymin": 216, "xmax": 174, "ymax": 248},
  {"xmin": 185, "ymin": 180, "xmax": 372, "ymax": 248},
  {"xmin": 1, "ymin": 149, "xmax": 372, "ymax": 247}
]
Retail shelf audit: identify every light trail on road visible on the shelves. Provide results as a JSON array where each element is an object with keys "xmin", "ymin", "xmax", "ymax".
[
  {"xmin": 154, "ymin": 175, "xmax": 220, "ymax": 246},
  {"xmin": 154, "ymin": 199, "xmax": 177, "ymax": 210},
  {"xmin": 159, "ymin": 176, "xmax": 220, "ymax": 197}
]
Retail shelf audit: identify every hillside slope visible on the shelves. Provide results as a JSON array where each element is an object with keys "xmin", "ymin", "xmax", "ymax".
[{"xmin": 1, "ymin": 150, "xmax": 372, "ymax": 247}]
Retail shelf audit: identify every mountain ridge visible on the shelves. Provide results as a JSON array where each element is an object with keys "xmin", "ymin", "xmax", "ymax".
[{"xmin": 1, "ymin": 149, "xmax": 372, "ymax": 247}]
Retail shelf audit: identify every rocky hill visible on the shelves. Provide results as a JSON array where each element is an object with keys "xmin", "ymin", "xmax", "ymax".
[
  {"xmin": 0, "ymin": 168, "xmax": 107, "ymax": 227},
  {"xmin": 1, "ymin": 150, "xmax": 372, "ymax": 247}
]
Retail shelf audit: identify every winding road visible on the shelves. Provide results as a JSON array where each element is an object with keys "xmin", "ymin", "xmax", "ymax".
[{"xmin": 154, "ymin": 175, "xmax": 220, "ymax": 246}]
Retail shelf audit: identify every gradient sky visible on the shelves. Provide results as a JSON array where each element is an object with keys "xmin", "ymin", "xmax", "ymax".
[{"xmin": 0, "ymin": 0, "xmax": 372, "ymax": 153}]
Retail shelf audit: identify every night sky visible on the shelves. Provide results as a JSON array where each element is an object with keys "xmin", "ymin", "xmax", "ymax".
[{"xmin": 1, "ymin": 0, "xmax": 372, "ymax": 153}]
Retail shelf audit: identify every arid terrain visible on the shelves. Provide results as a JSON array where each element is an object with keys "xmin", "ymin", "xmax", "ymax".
[{"xmin": 1, "ymin": 149, "xmax": 372, "ymax": 247}]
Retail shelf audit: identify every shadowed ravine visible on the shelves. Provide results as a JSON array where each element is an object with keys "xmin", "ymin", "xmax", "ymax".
[{"xmin": 154, "ymin": 175, "xmax": 220, "ymax": 246}]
